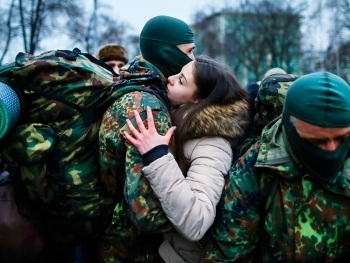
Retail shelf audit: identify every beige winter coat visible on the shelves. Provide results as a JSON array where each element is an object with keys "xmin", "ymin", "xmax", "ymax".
[{"xmin": 142, "ymin": 101, "xmax": 250, "ymax": 262}]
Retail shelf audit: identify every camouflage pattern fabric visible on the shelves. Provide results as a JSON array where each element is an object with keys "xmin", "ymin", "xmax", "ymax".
[
  {"xmin": 0, "ymin": 49, "xmax": 143, "ymax": 245},
  {"xmin": 98, "ymin": 56, "xmax": 174, "ymax": 262},
  {"xmin": 203, "ymin": 117, "xmax": 350, "ymax": 262},
  {"xmin": 240, "ymin": 73, "xmax": 299, "ymax": 155},
  {"xmin": 254, "ymin": 73, "xmax": 298, "ymax": 131}
]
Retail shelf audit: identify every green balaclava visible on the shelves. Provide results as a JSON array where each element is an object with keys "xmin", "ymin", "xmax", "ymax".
[
  {"xmin": 282, "ymin": 71, "xmax": 350, "ymax": 184},
  {"xmin": 140, "ymin": 15, "xmax": 195, "ymax": 78}
]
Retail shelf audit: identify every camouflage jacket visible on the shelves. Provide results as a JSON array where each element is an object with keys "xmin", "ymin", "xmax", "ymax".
[
  {"xmin": 98, "ymin": 56, "xmax": 174, "ymax": 262},
  {"xmin": 204, "ymin": 117, "xmax": 350, "ymax": 262}
]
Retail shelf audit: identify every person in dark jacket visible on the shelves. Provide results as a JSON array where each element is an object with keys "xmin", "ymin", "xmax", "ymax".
[{"xmin": 204, "ymin": 71, "xmax": 350, "ymax": 262}]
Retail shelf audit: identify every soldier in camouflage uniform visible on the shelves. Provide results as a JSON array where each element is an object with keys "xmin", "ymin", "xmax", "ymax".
[
  {"xmin": 203, "ymin": 71, "xmax": 350, "ymax": 262},
  {"xmin": 97, "ymin": 16, "xmax": 195, "ymax": 262}
]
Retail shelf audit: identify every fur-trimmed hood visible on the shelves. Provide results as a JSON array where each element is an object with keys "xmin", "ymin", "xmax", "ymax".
[{"xmin": 185, "ymin": 100, "xmax": 250, "ymax": 146}]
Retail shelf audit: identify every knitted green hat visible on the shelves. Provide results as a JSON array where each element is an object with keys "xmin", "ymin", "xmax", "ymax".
[
  {"xmin": 140, "ymin": 15, "xmax": 194, "ymax": 78},
  {"xmin": 283, "ymin": 71, "xmax": 350, "ymax": 127}
]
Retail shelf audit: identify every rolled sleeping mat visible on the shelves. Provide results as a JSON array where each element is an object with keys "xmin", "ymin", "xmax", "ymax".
[{"xmin": 0, "ymin": 82, "xmax": 22, "ymax": 140}]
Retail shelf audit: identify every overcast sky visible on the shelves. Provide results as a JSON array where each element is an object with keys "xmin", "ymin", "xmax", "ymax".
[
  {"xmin": 95, "ymin": 0, "xmax": 329, "ymax": 50},
  {"xmin": 96, "ymin": 0, "xmax": 232, "ymax": 34},
  {"xmin": 2, "ymin": 0, "xmax": 234, "ymax": 63},
  {"xmin": 4, "ymin": 0, "xmax": 329, "ymax": 63}
]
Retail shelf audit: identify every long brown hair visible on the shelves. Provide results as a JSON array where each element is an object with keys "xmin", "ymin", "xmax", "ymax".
[{"xmin": 170, "ymin": 55, "xmax": 250, "ymax": 173}]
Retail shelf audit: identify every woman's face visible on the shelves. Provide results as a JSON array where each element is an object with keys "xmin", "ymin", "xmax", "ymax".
[{"xmin": 166, "ymin": 61, "xmax": 197, "ymax": 106}]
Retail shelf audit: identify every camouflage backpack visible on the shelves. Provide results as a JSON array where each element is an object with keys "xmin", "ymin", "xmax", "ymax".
[{"xmin": 0, "ymin": 48, "xmax": 144, "ymax": 245}]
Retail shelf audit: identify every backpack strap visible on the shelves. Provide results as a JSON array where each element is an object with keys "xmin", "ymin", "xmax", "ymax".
[
  {"xmin": 256, "ymin": 169, "xmax": 279, "ymax": 260},
  {"xmin": 5, "ymin": 160, "xmax": 36, "ymax": 218},
  {"xmin": 259, "ymin": 169, "xmax": 279, "ymax": 214},
  {"xmin": 42, "ymin": 150, "xmax": 71, "ymax": 210},
  {"xmin": 56, "ymin": 48, "xmax": 119, "ymax": 77}
]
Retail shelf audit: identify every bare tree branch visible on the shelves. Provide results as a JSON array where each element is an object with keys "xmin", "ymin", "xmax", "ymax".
[{"xmin": 0, "ymin": 0, "xmax": 17, "ymax": 64}]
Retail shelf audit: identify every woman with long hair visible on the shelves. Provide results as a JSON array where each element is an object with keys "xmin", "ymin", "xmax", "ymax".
[{"xmin": 123, "ymin": 55, "xmax": 251, "ymax": 262}]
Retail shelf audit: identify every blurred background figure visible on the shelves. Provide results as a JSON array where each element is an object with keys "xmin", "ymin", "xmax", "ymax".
[
  {"xmin": 95, "ymin": 44, "xmax": 129, "ymax": 75},
  {"xmin": 257, "ymin": 67, "xmax": 287, "ymax": 85}
]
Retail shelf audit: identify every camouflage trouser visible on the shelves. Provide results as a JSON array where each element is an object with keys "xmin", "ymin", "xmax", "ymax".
[
  {"xmin": 134, "ymin": 255, "xmax": 164, "ymax": 263},
  {"xmin": 97, "ymin": 232, "xmax": 164, "ymax": 263},
  {"xmin": 97, "ymin": 201, "xmax": 164, "ymax": 263},
  {"xmin": 58, "ymin": 235, "xmax": 164, "ymax": 263}
]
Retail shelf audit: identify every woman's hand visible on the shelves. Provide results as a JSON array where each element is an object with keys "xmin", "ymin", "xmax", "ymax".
[{"xmin": 123, "ymin": 106, "xmax": 176, "ymax": 155}]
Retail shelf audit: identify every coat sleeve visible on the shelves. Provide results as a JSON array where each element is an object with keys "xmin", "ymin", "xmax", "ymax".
[
  {"xmin": 203, "ymin": 143, "xmax": 262, "ymax": 262},
  {"xmin": 142, "ymin": 137, "xmax": 232, "ymax": 241},
  {"xmin": 100, "ymin": 91, "xmax": 174, "ymax": 235}
]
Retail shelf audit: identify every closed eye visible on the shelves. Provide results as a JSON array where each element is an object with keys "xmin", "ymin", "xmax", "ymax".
[{"xmin": 307, "ymin": 134, "xmax": 349, "ymax": 147}]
